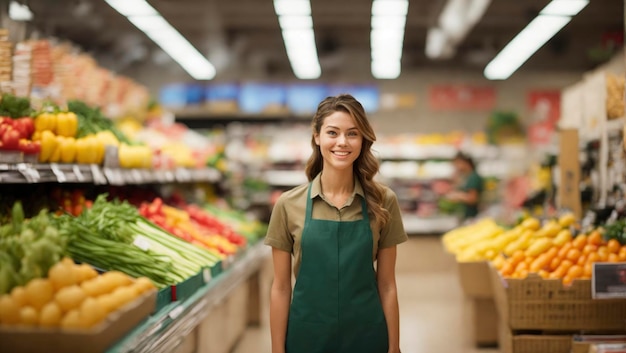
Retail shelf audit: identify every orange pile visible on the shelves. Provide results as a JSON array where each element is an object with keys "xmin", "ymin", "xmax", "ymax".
[{"xmin": 493, "ymin": 230, "xmax": 626, "ymax": 285}]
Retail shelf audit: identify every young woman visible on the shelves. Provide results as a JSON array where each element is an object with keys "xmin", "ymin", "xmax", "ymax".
[{"xmin": 264, "ymin": 94, "xmax": 407, "ymax": 353}]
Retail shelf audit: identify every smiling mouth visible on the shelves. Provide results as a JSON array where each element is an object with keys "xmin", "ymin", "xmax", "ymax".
[{"xmin": 332, "ymin": 151, "xmax": 350, "ymax": 156}]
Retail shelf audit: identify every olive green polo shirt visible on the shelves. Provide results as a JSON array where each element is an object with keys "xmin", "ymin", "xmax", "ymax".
[{"xmin": 264, "ymin": 173, "xmax": 408, "ymax": 277}]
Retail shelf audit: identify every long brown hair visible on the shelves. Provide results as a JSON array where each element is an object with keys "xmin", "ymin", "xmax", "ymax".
[{"xmin": 305, "ymin": 94, "xmax": 390, "ymax": 228}]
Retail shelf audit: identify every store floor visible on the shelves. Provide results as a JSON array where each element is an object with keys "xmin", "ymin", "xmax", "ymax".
[{"xmin": 233, "ymin": 235, "xmax": 499, "ymax": 353}]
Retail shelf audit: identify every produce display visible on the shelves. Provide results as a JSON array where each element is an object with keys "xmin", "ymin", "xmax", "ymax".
[
  {"xmin": 606, "ymin": 73, "xmax": 625, "ymax": 119},
  {"xmin": 443, "ymin": 213, "xmax": 626, "ymax": 284},
  {"xmin": 0, "ymin": 202, "xmax": 65, "ymax": 295},
  {"xmin": 0, "ymin": 258, "xmax": 155, "ymax": 328}
]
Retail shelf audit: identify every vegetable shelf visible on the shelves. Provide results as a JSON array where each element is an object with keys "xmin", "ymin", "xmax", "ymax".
[
  {"xmin": 106, "ymin": 241, "xmax": 270, "ymax": 353},
  {"xmin": 0, "ymin": 163, "xmax": 221, "ymax": 185}
]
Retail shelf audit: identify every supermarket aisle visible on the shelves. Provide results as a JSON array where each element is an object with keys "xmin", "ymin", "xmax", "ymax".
[{"xmin": 233, "ymin": 236, "xmax": 499, "ymax": 353}]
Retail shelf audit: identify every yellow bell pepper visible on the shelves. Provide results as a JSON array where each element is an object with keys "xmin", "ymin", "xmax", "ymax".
[
  {"xmin": 59, "ymin": 137, "xmax": 76, "ymax": 164},
  {"xmin": 55, "ymin": 112, "xmax": 78, "ymax": 138},
  {"xmin": 75, "ymin": 137, "xmax": 90, "ymax": 164},
  {"xmin": 48, "ymin": 136, "xmax": 64, "ymax": 163},
  {"xmin": 39, "ymin": 130, "xmax": 59, "ymax": 162},
  {"xmin": 34, "ymin": 113, "xmax": 56, "ymax": 132}
]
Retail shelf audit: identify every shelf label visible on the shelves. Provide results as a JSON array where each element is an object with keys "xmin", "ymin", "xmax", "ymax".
[
  {"xmin": 202, "ymin": 268, "xmax": 212, "ymax": 283},
  {"xmin": 72, "ymin": 165, "xmax": 86, "ymax": 182},
  {"xmin": 90, "ymin": 164, "xmax": 107, "ymax": 185},
  {"xmin": 592, "ymin": 262, "xmax": 626, "ymax": 299},
  {"xmin": 50, "ymin": 163, "xmax": 67, "ymax": 183},
  {"xmin": 168, "ymin": 305, "xmax": 184, "ymax": 320}
]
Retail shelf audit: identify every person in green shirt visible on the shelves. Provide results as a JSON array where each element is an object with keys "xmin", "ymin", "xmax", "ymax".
[{"xmin": 446, "ymin": 152, "xmax": 484, "ymax": 219}]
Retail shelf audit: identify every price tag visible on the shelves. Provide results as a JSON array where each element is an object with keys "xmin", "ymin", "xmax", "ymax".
[
  {"xmin": 17, "ymin": 163, "xmax": 40, "ymax": 183},
  {"xmin": 90, "ymin": 164, "xmax": 107, "ymax": 185},
  {"xmin": 165, "ymin": 171, "xmax": 175, "ymax": 183},
  {"xmin": 131, "ymin": 169, "xmax": 143, "ymax": 184},
  {"xmin": 168, "ymin": 305, "xmax": 184, "ymax": 320},
  {"xmin": 133, "ymin": 235, "xmax": 151, "ymax": 251},
  {"xmin": 592, "ymin": 262, "xmax": 626, "ymax": 299},
  {"xmin": 72, "ymin": 165, "xmax": 86, "ymax": 182},
  {"xmin": 50, "ymin": 163, "xmax": 67, "ymax": 183},
  {"xmin": 202, "ymin": 268, "xmax": 212, "ymax": 283}
]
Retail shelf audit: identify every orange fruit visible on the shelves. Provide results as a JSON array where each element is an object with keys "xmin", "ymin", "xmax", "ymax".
[
  {"xmin": 515, "ymin": 261, "xmax": 529, "ymax": 273},
  {"xmin": 619, "ymin": 247, "xmax": 626, "ymax": 261},
  {"xmin": 567, "ymin": 265, "xmax": 583, "ymax": 278},
  {"xmin": 573, "ymin": 235, "xmax": 587, "ymax": 250},
  {"xmin": 558, "ymin": 243, "xmax": 573, "ymax": 259},
  {"xmin": 563, "ymin": 276, "xmax": 574, "ymax": 286},
  {"xmin": 538, "ymin": 269, "xmax": 550, "ymax": 279},
  {"xmin": 559, "ymin": 259, "xmax": 574, "ymax": 272},
  {"xmin": 598, "ymin": 247, "xmax": 609, "ymax": 261},
  {"xmin": 525, "ymin": 257, "xmax": 534, "ymax": 265},
  {"xmin": 517, "ymin": 269, "xmax": 529, "ymax": 279},
  {"xmin": 583, "ymin": 263, "xmax": 593, "ymax": 278},
  {"xmin": 608, "ymin": 253, "xmax": 620, "ymax": 263},
  {"xmin": 566, "ymin": 248, "xmax": 582, "ymax": 262},
  {"xmin": 608, "ymin": 239, "xmax": 621, "ymax": 254},
  {"xmin": 577, "ymin": 254, "xmax": 587, "ymax": 266},
  {"xmin": 500, "ymin": 262, "xmax": 514, "ymax": 276},
  {"xmin": 587, "ymin": 252, "xmax": 601, "ymax": 264},
  {"xmin": 511, "ymin": 250, "xmax": 525, "ymax": 265},
  {"xmin": 583, "ymin": 244, "xmax": 598, "ymax": 255},
  {"xmin": 588, "ymin": 231, "xmax": 603, "ymax": 245},
  {"xmin": 549, "ymin": 257, "xmax": 561, "ymax": 271},
  {"xmin": 530, "ymin": 255, "xmax": 549, "ymax": 273}
]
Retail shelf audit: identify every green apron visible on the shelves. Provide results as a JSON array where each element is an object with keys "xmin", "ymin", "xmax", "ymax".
[{"xmin": 285, "ymin": 184, "xmax": 389, "ymax": 353}]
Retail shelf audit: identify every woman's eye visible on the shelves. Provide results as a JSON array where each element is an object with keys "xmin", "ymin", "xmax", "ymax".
[
  {"xmin": 327, "ymin": 131, "xmax": 337, "ymax": 136},
  {"xmin": 348, "ymin": 131, "xmax": 358, "ymax": 136}
]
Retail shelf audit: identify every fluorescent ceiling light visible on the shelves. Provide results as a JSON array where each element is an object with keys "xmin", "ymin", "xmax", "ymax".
[
  {"xmin": 467, "ymin": 0, "xmax": 492, "ymax": 25},
  {"xmin": 9, "ymin": 1, "xmax": 33, "ymax": 21},
  {"xmin": 127, "ymin": 15, "xmax": 169, "ymax": 33},
  {"xmin": 273, "ymin": 0, "xmax": 311, "ymax": 16},
  {"xmin": 425, "ymin": 28, "xmax": 449, "ymax": 59},
  {"xmin": 541, "ymin": 0, "xmax": 589, "ymax": 16},
  {"xmin": 372, "ymin": 0, "xmax": 409, "ymax": 16},
  {"xmin": 106, "ymin": 0, "xmax": 215, "ymax": 80},
  {"xmin": 484, "ymin": 15, "xmax": 571, "ymax": 80},
  {"xmin": 275, "ymin": 0, "xmax": 320, "ymax": 79},
  {"xmin": 104, "ymin": 0, "xmax": 157, "ymax": 17},
  {"xmin": 371, "ymin": 16, "xmax": 406, "ymax": 30},
  {"xmin": 278, "ymin": 15, "xmax": 313, "ymax": 29},
  {"xmin": 372, "ymin": 60, "xmax": 401, "ymax": 79}
]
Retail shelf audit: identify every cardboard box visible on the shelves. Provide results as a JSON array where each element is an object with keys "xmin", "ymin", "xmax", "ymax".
[
  {"xmin": 499, "ymin": 324, "xmax": 572, "ymax": 353},
  {"xmin": 0, "ymin": 290, "xmax": 156, "ymax": 353},
  {"xmin": 472, "ymin": 298, "xmax": 498, "ymax": 347},
  {"xmin": 458, "ymin": 260, "xmax": 493, "ymax": 299},
  {"xmin": 490, "ymin": 265, "xmax": 626, "ymax": 331}
]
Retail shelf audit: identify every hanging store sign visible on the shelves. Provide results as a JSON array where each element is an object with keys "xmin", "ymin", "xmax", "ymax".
[{"xmin": 428, "ymin": 85, "xmax": 496, "ymax": 111}]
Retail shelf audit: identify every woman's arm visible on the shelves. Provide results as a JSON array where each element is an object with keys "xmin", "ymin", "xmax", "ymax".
[
  {"xmin": 448, "ymin": 189, "xmax": 479, "ymax": 204},
  {"xmin": 270, "ymin": 248, "xmax": 292, "ymax": 353},
  {"xmin": 377, "ymin": 245, "xmax": 401, "ymax": 353}
]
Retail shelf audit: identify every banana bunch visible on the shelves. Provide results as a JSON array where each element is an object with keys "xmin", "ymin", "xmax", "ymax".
[{"xmin": 442, "ymin": 213, "xmax": 576, "ymax": 262}]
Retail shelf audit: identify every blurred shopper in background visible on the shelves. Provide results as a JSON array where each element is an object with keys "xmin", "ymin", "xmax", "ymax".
[
  {"xmin": 264, "ymin": 94, "xmax": 407, "ymax": 353},
  {"xmin": 447, "ymin": 152, "xmax": 484, "ymax": 220}
]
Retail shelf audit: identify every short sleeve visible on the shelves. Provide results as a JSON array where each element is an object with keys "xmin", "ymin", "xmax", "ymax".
[
  {"xmin": 379, "ymin": 188, "xmax": 409, "ymax": 248},
  {"xmin": 264, "ymin": 194, "xmax": 294, "ymax": 253}
]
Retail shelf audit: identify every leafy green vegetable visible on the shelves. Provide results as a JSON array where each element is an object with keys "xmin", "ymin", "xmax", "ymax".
[
  {"xmin": 0, "ymin": 93, "xmax": 33, "ymax": 118},
  {"xmin": 0, "ymin": 203, "xmax": 65, "ymax": 294},
  {"xmin": 67, "ymin": 100, "xmax": 132, "ymax": 144}
]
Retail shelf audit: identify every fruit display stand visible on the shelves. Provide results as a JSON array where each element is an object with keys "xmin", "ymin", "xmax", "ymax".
[{"xmin": 107, "ymin": 241, "xmax": 271, "ymax": 353}]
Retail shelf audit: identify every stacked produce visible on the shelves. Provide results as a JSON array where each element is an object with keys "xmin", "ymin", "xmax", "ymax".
[
  {"xmin": 12, "ymin": 42, "xmax": 32, "ymax": 98},
  {"xmin": 31, "ymin": 40, "xmax": 53, "ymax": 87},
  {"xmin": 0, "ymin": 29, "xmax": 11, "ymax": 85},
  {"xmin": 53, "ymin": 195, "xmax": 220, "ymax": 288},
  {"xmin": 139, "ymin": 198, "xmax": 242, "ymax": 256},
  {"xmin": 0, "ymin": 202, "xmax": 65, "ymax": 295},
  {"xmin": 443, "ymin": 214, "xmax": 626, "ymax": 285},
  {"xmin": 0, "ymin": 258, "xmax": 155, "ymax": 328},
  {"xmin": 606, "ymin": 73, "xmax": 625, "ymax": 119}
]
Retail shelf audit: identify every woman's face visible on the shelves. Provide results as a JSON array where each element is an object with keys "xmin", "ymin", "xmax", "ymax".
[
  {"xmin": 314, "ymin": 111, "xmax": 362, "ymax": 173},
  {"xmin": 453, "ymin": 158, "xmax": 470, "ymax": 175}
]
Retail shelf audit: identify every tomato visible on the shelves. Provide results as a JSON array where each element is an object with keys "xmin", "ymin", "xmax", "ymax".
[{"xmin": 1, "ymin": 127, "xmax": 20, "ymax": 149}]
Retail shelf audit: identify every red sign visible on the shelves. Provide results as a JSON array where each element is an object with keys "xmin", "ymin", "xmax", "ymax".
[
  {"xmin": 428, "ymin": 85, "xmax": 496, "ymax": 111},
  {"xmin": 527, "ymin": 90, "xmax": 561, "ymax": 125}
]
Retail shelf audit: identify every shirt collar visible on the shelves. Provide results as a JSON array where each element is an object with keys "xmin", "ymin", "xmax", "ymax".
[{"xmin": 310, "ymin": 173, "xmax": 365, "ymax": 201}]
